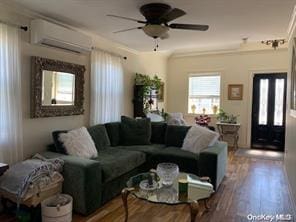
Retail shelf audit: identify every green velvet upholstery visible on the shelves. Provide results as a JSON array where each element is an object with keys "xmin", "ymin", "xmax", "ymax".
[
  {"xmin": 198, "ymin": 142, "xmax": 228, "ymax": 190},
  {"xmin": 115, "ymin": 144, "xmax": 166, "ymax": 155},
  {"xmin": 104, "ymin": 122, "xmax": 121, "ymax": 146},
  {"xmin": 115, "ymin": 144, "xmax": 166, "ymax": 166},
  {"xmin": 150, "ymin": 122, "xmax": 167, "ymax": 144},
  {"xmin": 46, "ymin": 123, "xmax": 227, "ymax": 215},
  {"xmin": 87, "ymin": 124, "xmax": 110, "ymax": 151},
  {"xmin": 41, "ymin": 151, "xmax": 102, "ymax": 215},
  {"xmin": 101, "ymin": 166, "xmax": 145, "ymax": 204},
  {"xmin": 150, "ymin": 147, "xmax": 199, "ymax": 175},
  {"xmin": 165, "ymin": 125, "xmax": 191, "ymax": 147},
  {"xmin": 93, "ymin": 148, "xmax": 146, "ymax": 182},
  {"xmin": 120, "ymin": 116, "xmax": 151, "ymax": 145}
]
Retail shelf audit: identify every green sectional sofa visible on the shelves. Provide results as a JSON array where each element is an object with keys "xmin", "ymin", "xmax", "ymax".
[{"xmin": 42, "ymin": 122, "xmax": 228, "ymax": 215}]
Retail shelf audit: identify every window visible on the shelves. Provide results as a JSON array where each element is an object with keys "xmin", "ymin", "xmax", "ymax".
[
  {"xmin": 0, "ymin": 23, "xmax": 23, "ymax": 163},
  {"xmin": 188, "ymin": 74, "xmax": 221, "ymax": 114},
  {"xmin": 274, "ymin": 78, "xmax": 285, "ymax": 126},
  {"xmin": 90, "ymin": 50, "xmax": 124, "ymax": 124},
  {"xmin": 258, "ymin": 79, "xmax": 269, "ymax": 125}
]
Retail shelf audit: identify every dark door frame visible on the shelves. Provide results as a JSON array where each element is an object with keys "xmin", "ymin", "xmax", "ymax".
[{"xmin": 250, "ymin": 72, "xmax": 287, "ymax": 151}]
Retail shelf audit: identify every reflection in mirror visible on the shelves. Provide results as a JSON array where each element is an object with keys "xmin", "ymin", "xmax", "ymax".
[{"xmin": 42, "ymin": 70, "xmax": 75, "ymax": 106}]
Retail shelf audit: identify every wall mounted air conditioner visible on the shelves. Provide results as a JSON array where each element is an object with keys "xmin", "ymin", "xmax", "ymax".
[{"xmin": 31, "ymin": 19, "xmax": 92, "ymax": 53}]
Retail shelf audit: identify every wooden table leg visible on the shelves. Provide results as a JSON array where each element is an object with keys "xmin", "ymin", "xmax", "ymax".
[
  {"xmin": 189, "ymin": 200, "xmax": 199, "ymax": 222},
  {"xmin": 235, "ymin": 134, "xmax": 239, "ymax": 149},
  {"xmin": 121, "ymin": 188, "xmax": 134, "ymax": 222},
  {"xmin": 204, "ymin": 198, "xmax": 210, "ymax": 210}
]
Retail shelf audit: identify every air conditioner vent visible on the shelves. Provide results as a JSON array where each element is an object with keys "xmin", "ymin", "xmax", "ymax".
[{"xmin": 31, "ymin": 19, "xmax": 92, "ymax": 53}]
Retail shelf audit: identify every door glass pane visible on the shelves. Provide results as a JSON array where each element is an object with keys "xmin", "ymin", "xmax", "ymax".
[
  {"xmin": 258, "ymin": 79, "xmax": 269, "ymax": 125},
  {"xmin": 274, "ymin": 79, "xmax": 284, "ymax": 126}
]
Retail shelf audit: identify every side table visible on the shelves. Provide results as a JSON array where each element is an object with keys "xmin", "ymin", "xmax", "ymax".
[{"xmin": 216, "ymin": 122, "xmax": 241, "ymax": 149}]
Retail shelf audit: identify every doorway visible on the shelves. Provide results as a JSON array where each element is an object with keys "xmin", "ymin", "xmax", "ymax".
[{"xmin": 251, "ymin": 73, "xmax": 287, "ymax": 151}]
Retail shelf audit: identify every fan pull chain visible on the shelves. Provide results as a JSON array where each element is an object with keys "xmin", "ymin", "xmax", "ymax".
[{"xmin": 153, "ymin": 38, "xmax": 159, "ymax": 51}]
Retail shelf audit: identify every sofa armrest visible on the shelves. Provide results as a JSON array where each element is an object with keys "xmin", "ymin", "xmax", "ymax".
[
  {"xmin": 41, "ymin": 151, "xmax": 102, "ymax": 215},
  {"xmin": 198, "ymin": 142, "xmax": 228, "ymax": 190}
]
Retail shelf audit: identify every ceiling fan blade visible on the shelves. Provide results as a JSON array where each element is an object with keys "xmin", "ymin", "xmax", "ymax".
[
  {"xmin": 169, "ymin": 23, "xmax": 209, "ymax": 31},
  {"xmin": 160, "ymin": 8, "xmax": 186, "ymax": 23},
  {"xmin": 160, "ymin": 32, "xmax": 169, "ymax": 40},
  {"xmin": 107, "ymin": 15, "xmax": 146, "ymax": 24},
  {"xmin": 113, "ymin": 27, "xmax": 142, "ymax": 33}
]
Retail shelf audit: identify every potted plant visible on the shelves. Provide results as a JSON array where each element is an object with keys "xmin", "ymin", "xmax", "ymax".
[
  {"xmin": 134, "ymin": 73, "xmax": 162, "ymax": 113},
  {"xmin": 216, "ymin": 109, "xmax": 239, "ymax": 123}
]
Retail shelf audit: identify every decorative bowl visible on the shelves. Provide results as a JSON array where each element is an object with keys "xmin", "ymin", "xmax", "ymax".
[
  {"xmin": 156, "ymin": 163, "xmax": 179, "ymax": 186},
  {"xmin": 139, "ymin": 179, "xmax": 158, "ymax": 191}
]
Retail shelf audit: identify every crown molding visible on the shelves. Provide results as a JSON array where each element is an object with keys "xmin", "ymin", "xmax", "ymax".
[
  {"xmin": 169, "ymin": 46, "xmax": 287, "ymax": 59},
  {"xmin": 0, "ymin": 1, "xmax": 140, "ymax": 55},
  {"xmin": 288, "ymin": 5, "xmax": 296, "ymax": 42}
]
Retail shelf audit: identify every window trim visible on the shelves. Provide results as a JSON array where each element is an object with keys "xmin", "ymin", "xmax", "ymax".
[{"xmin": 187, "ymin": 72, "xmax": 222, "ymax": 115}]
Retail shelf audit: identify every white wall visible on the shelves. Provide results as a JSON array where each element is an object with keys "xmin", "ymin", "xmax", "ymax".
[
  {"xmin": 167, "ymin": 49, "xmax": 288, "ymax": 148},
  {"xmin": 0, "ymin": 5, "xmax": 168, "ymax": 159},
  {"xmin": 285, "ymin": 16, "xmax": 296, "ymax": 203}
]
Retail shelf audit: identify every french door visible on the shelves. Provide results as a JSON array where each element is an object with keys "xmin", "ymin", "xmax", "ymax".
[{"xmin": 251, "ymin": 73, "xmax": 287, "ymax": 151}]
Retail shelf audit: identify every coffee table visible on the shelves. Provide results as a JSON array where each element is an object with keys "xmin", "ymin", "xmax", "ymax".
[{"xmin": 121, "ymin": 171, "xmax": 214, "ymax": 222}]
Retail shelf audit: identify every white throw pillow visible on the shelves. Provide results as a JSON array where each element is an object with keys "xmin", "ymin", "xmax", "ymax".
[
  {"xmin": 167, "ymin": 113, "xmax": 187, "ymax": 126},
  {"xmin": 182, "ymin": 125, "xmax": 220, "ymax": 154},
  {"xmin": 59, "ymin": 127, "xmax": 98, "ymax": 159}
]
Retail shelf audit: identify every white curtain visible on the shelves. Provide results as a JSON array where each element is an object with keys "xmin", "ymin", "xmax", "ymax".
[
  {"xmin": 90, "ymin": 50, "xmax": 124, "ymax": 124},
  {"xmin": 0, "ymin": 23, "xmax": 23, "ymax": 164}
]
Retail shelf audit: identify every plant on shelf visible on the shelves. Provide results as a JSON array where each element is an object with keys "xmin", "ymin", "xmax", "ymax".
[
  {"xmin": 216, "ymin": 109, "xmax": 239, "ymax": 123},
  {"xmin": 134, "ymin": 73, "xmax": 162, "ymax": 113}
]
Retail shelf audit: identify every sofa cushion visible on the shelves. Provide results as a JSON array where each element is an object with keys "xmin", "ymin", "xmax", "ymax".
[
  {"xmin": 88, "ymin": 124, "xmax": 111, "ymax": 151},
  {"xmin": 120, "ymin": 116, "xmax": 151, "ymax": 145},
  {"xmin": 93, "ymin": 148, "xmax": 146, "ymax": 182},
  {"xmin": 105, "ymin": 122, "xmax": 121, "ymax": 146},
  {"xmin": 52, "ymin": 130, "xmax": 68, "ymax": 154},
  {"xmin": 116, "ymin": 144, "xmax": 166, "ymax": 156},
  {"xmin": 151, "ymin": 147, "xmax": 199, "ymax": 175},
  {"xmin": 165, "ymin": 125, "xmax": 191, "ymax": 147},
  {"xmin": 151, "ymin": 122, "xmax": 167, "ymax": 144}
]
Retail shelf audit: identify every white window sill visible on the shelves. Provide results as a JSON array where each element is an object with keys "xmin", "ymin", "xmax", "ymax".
[{"xmin": 185, "ymin": 113, "xmax": 218, "ymax": 117}]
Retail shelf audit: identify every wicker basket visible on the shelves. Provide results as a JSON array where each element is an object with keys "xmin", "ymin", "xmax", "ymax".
[{"xmin": 41, "ymin": 194, "xmax": 72, "ymax": 222}]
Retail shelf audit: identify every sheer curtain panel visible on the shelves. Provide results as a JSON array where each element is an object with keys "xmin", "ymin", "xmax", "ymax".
[
  {"xmin": 0, "ymin": 23, "xmax": 23, "ymax": 164},
  {"xmin": 90, "ymin": 50, "xmax": 124, "ymax": 124}
]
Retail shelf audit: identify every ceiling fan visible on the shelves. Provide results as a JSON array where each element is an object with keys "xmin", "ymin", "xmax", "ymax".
[{"xmin": 107, "ymin": 3, "xmax": 209, "ymax": 41}]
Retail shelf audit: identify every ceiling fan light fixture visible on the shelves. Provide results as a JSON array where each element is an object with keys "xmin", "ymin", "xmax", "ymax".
[{"xmin": 142, "ymin": 24, "xmax": 169, "ymax": 38}]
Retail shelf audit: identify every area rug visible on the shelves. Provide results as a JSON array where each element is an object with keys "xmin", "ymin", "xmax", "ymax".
[{"xmin": 235, "ymin": 148, "xmax": 284, "ymax": 161}]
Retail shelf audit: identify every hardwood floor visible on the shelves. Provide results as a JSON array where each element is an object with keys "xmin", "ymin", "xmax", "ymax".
[
  {"xmin": 73, "ymin": 149, "xmax": 296, "ymax": 222},
  {"xmin": 1, "ymin": 149, "xmax": 295, "ymax": 222}
]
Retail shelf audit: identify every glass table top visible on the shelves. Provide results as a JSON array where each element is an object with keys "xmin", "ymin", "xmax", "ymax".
[{"xmin": 126, "ymin": 172, "xmax": 214, "ymax": 205}]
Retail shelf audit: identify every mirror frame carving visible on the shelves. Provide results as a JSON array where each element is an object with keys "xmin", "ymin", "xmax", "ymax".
[{"xmin": 31, "ymin": 56, "xmax": 85, "ymax": 118}]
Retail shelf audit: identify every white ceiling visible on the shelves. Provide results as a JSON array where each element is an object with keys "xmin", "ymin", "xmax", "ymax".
[{"xmin": 3, "ymin": 0, "xmax": 296, "ymax": 52}]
